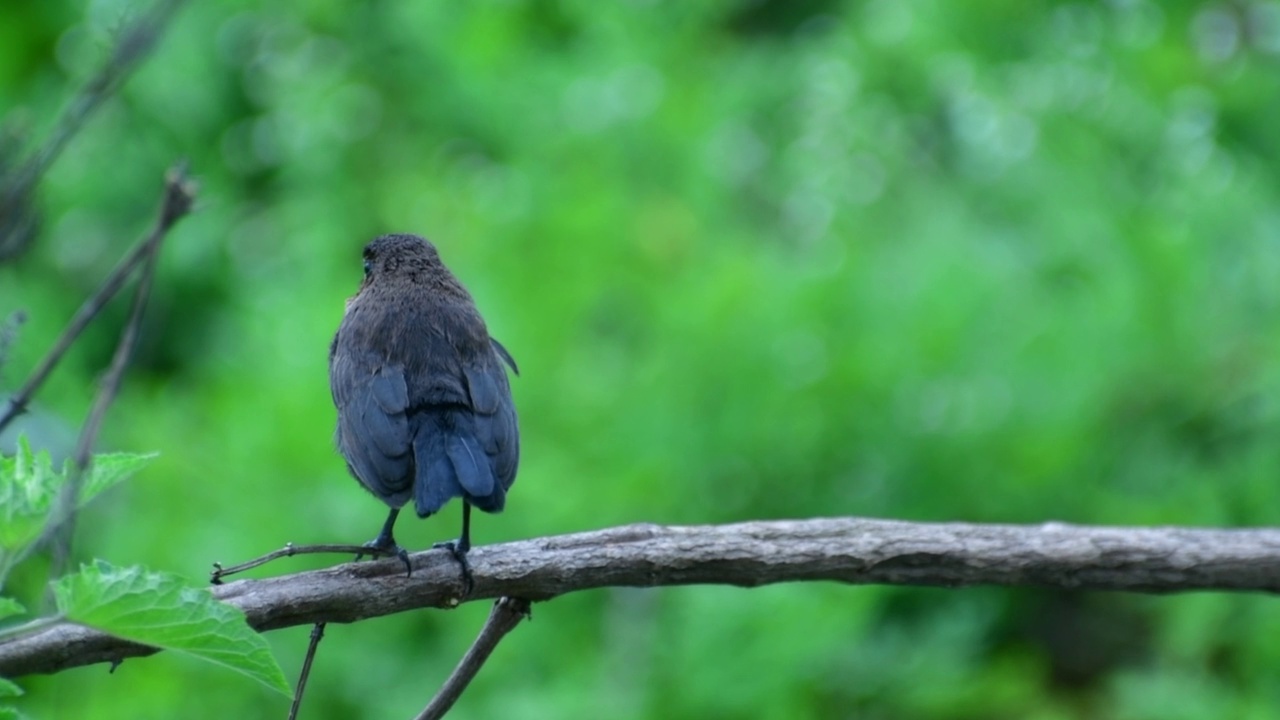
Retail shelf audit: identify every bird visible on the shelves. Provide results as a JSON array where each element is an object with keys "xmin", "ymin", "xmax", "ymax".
[{"xmin": 329, "ymin": 233, "xmax": 519, "ymax": 587}]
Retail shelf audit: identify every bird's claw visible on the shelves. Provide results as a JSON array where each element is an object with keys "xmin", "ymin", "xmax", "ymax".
[
  {"xmin": 433, "ymin": 539, "xmax": 474, "ymax": 595},
  {"xmin": 356, "ymin": 538, "xmax": 412, "ymax": 577}
]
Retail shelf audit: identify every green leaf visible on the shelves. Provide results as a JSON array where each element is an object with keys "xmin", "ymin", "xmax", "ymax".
[
  {"xmin": 0, "ymin": 706, "xmax": 22, "ymax": 720},
  {"xmin": 0, "ymin": 598, "xmax": 23, "ymax": 622},
  {"xmin": 0, "ymin": 437, "xmax": 155, "ymax": 576},
  {"xmin": 0, "ymin": 677, "xmax": 20, "ymax": 698},
  {"xmin": 73, "ymin": 450, "xmax": 157, "ymax": 508},
  {"xmin": 54, "ymin": 561, "xmax": 289, "ymax": 696},
  {"xmin": 0, "ymin": 437, "xmax": 58, "ymax": 553}
]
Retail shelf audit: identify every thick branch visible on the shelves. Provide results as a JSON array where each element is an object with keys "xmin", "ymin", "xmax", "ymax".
[{"xmin": 3, "ymin": 517, "xmax": 1279, "ymax": 677}]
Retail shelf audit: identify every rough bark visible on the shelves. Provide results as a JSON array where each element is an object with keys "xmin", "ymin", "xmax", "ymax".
[{"xmin": 4, "ymin": 517, "xmax": 1279, "ymax": 677}]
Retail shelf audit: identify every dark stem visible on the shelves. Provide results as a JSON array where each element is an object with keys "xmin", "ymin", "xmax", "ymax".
[
  {"xmin": 414, "ymin": 598, "xmax": 531, "ymax": 720},
  {"xmin": 287, "ymin": 623, "xmax": 326, "ymax": 720},
  {"xmin": 0, "ymin": 164, "xmax": 197, "ymax": 436},
  {"xmin": 9, "ymin": 164, "xmax": 196, "ymax": 578},
  {"xmin": 210, "ymin": 542, "xmax": 408, "ymax": 584},
  {"xmin": 459, "ymin": 502, "xmax": 472, "ymax": 552},
  {"xmin": 0, "ymin": 240, "xmax": 152, "ymax": 434}
]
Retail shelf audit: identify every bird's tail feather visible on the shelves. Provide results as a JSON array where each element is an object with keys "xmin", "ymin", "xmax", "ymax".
[{"xmin": 413, "ymin": 409, "xmax": 505, "ymax": 516}]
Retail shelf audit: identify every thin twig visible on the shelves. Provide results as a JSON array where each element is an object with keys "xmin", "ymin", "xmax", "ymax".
[
  {"xmin": 0, "ymin": 238, "xmax": 157, "ymax": 430},
  {"xmin": 0, "ymin": 0, "xmax": 191, "ymax": 261},
  {"xmin": 416, "ymin": 598, "xmax": 531, "ymax": 720},
  {"xmin": 8, "ymin": 164, "xmax": 196, "ymax": 576},
  {"xmin": 210, "ymin": 543, "xmax": 405, "ymax": 585},
  {"xmin": 287, "ymin": 623, "xmax": 326, "ymax": 720},
  {"xmin": 0, "ymin": 164, "xmax": 195, "ymax": 434},
  {"xmin": 0, "ymin": 238, "xmax": 152, "ymax": 433},
  {"xmin": 49, "ymin": 164, "xmax": 194, "ymax": 576}
]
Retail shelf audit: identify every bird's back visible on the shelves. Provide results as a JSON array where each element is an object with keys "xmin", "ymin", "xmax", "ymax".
[{"xmin": 331, "ymin": 282, "xmax": 519, "ymax": 518}]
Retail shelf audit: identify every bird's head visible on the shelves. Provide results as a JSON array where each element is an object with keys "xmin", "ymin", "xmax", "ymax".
[{"xmin": 360, "ymin": 233, "xmax": 445, "ymax": 287}]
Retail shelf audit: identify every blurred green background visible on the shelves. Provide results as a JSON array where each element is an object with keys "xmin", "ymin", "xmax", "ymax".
[{"xmin": 3, "ymin": 0, "xmax": 1280, "ymax": 717}]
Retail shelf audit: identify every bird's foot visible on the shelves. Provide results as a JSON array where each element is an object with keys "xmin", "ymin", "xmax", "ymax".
[
  {"xmin": 432, "ymin": 538, "xmax": 474, "ymax": 595},
  {"xmin": 356, "ymin": 536, "xmax": 411, "ymax": 577}
]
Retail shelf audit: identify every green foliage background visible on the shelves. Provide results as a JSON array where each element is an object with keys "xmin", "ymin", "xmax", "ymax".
[{"xmin": 3, "ymin": 0, "xmax": 1280, "ymax": 717}]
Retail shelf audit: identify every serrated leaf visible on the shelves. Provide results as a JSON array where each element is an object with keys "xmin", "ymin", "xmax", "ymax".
[
  {"xmin": 0, "ymin": 677, "xmax": 20, "ymax": 698},
  {"xmin": 0, "ymin": 438, "xmax": 155, "ymax": 576},
  {"xmin": 0, "ymin": 598, "xmax": 22, "ymax": 622},
  {"xmin": 73, "ymin": 451, "xmax": 156, "ymax": 508},
  {"xmin": 54, "ymin": 561, "xmax": 289, "ymax": 696},
  {"xmin": 0, "ymin": 437, "xmax": 59, "ymax": 551}
]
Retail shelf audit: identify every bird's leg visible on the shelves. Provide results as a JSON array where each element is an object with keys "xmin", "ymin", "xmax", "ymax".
[
  {"xmin": 356, "ymin": 507, "xmax": 411, "ymax": 577},
  {"xmin": 433, "ymin": 502, "xmax": 474, "ymax": 594}
]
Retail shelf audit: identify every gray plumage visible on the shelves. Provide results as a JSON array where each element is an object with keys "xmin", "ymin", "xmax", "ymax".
[{"xmin": 329, "ymin": 233, "xmax": 518, "ymax": 570}]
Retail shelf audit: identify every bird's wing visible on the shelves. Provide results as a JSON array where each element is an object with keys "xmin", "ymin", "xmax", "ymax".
[
  {"xmin": 462, "ymin": 341, "xmax": 520, "ymax": 492},
  {"xmin": 490, "ymin": 338, "xmax": 519, "ymax": 375},
  {"xmin": 331, "ymin": 349, "xmax": 414, "ymax": 498}
]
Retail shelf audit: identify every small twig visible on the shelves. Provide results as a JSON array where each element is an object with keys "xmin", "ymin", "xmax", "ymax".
[
  {"xmin": 415, "ymin": 598, "xmax": 531, "ymax": 720},
  {"xmin": 0, "ymin": 0, "xmax": 191, "ymax": 261},
  {"xmin": 210, "ymin": 543, "xmax": 403, "ymax": 584},
  {"xmin": 0, "ymin": 123, "xmax": 36, "ymax": 258},
  {"xmin": 0, "ymin": 165, "xmax": 195, "ymax": 435},
  {"xmin": 8, "ymin": 164, "xmax": 196, "ymax": 576},
  {"xmin": 0, "ymin": 238, "xmax": 157, "ymax": 433},
  {"xmin": 50, "ymin": 167, "xmax": 184, "ymax": 574},
  {"xmin": 287, "ymin": 623, "xmax": 326, "ymax": 720}
]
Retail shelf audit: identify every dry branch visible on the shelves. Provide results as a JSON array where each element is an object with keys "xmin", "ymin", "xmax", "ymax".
[
  {"xmin": 416, "ymin": 598, "xmax": 531, "ymax": 720},
  {"xmin": 3, "ymin": 517, "xmax": 1279, "ymax": 677},
  {"xmin": 48, "ymin": 164, "xmax": 195, "ymax": 575},
  {"xmin": 0, "ymin": 165, "xmax": 196, "ymax": 435}
]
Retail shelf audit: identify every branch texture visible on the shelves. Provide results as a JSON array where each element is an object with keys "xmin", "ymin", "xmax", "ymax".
[{"xmin": 3, "ymin": 517, "xmax": 1279, "ymax": 677}]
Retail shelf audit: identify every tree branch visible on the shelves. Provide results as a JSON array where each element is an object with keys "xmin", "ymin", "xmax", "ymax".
[
  {"xmin": 415, "ymin": 598, "xmax": 531, "ymax": 720},
  {"xmin": 0, "ymin": 165, "xmax": 197, "ymax": 436},
  {"xmin": 286, "ymin": 623, "xmax": 326, "ymax": 720},
  {"xmin": 2, "ymin": 517, "xmax": 1278, "ymax": 677},
  {"xmin": 46, "ymin": 164, "xmax": 195, "ymax": 577}
]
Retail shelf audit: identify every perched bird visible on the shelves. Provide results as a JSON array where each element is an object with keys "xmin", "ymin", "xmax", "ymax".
[{"xmin": 329, "ymin": 233, "xmax": 519, "ymax": 583}]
